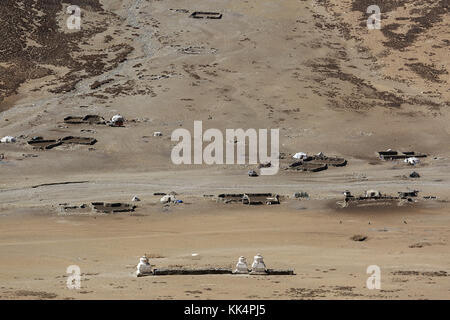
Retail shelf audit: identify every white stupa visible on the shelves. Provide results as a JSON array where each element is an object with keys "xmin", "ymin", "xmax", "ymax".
[
  {"xmin": 136, "ymin": 256, "xmax": 152, "ymax": 277},
  {"xmin": 251, "ymin": 254, "xmax": 267, "ymax": 274},
  {"xmin": 234, "ymin": 256, "xmax": 249, "ymax": 274}
]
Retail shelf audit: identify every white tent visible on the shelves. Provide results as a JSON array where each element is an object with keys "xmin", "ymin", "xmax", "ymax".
[
  {"xmin": 405, "ymin": 157, "xmax": 420, "ymax": 165},
  {"xmin": 293, "ymin": 152, "xmax": 307, "ymax": 160},
  {"xmin": 1, "ymin": 136, "xmax": 16, "ymax": 143},
  {"xmin": 111, "ymin": 114, "xmax": 124, "ymax": 126},
  {"xmin": 160, "ymin": 194, "xmax": 175, "ymax": 203}
]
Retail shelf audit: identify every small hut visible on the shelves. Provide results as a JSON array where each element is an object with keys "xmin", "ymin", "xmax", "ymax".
[
  {"xmin": 365, "ymin": 190, "xmax": 381, "ymax": 198},
  {"xmin": 242, "ymin": 193, "xmax": 279, "ymax": 205}
]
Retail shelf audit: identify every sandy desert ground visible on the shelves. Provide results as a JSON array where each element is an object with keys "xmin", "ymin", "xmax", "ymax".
[{"xmin": 0, "ymin": 0, "xmax": 449, "ymax": 299}]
